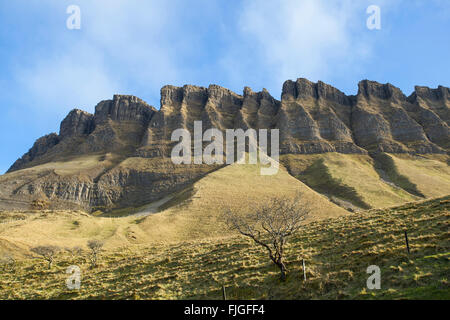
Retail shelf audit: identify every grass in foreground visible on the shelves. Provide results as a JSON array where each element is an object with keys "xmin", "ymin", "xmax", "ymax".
[{"xmin": 0, "ymin": 196, "xmax": 448, "ymax": 300}]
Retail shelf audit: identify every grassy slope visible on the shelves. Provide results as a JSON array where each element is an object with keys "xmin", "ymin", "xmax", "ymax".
[
  {"xmin": 0, "ymin": 196, "xmax": 448, "ymax": 300},
  {"xmin": 387, "ymin": 153, "xmax": 450, "ymax": 198},
  {"xmin": 0, "ymin": 154, "xmax": 126, "ymax": 211},
  {"xmin": 0, "ymin": 154, "xmax": 123, "ymax": 180},
  {"xmin": 0, "ymin": 161, "xmax": 347, "ymax": 251},
  {"xmin": 281, "ymin": 153, "xmax": 421, "ymax": 209},
  {"xmin": 137, "ymin": 161, "xmax": 348, "ymax": 243}
]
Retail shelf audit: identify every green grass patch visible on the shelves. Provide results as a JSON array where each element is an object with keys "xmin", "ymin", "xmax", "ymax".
[
  {"xmin": 297, "ymin": 159, "xmax": 370, "ymax": 209},
  {"xmin": 373, "ymin": 153, "xmax": 424, "ymax": 197}
]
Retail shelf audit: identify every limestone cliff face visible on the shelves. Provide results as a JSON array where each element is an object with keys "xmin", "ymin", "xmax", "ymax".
[
  {"xmin": 405, "ymin": 86, "xmax": 450, "ymax": 148},
  {"xmin": 94, "ymin": 95, "xmax": 155, "ymax": 125},
  {"xmin": 7, "ymin": 133, "xmax": 60, "ymax": 173},
  {"xmin": 77, "ymin": 95, "xmax": 157, "ymax": 154},
  {"xmin": 2, "ymin": 78, "xmax": 449, "ymax": 211},
  {"xmin": 137, "ymin": 84, "xmax": 280, "ymax": 158},
  {"xmin": 352, "ymin": 81, "xmax": 446, "ymax": 153},
  {"xmin": 278, "ymin": 79, "xmax": 365, "ymax": 154},
  {"xmin": 59, "ymin": 109, "xmax": 95, "ymax": 140},
  {"xmin": 413, "ymin": 85, "xmax": 449, "ymax": 125}
]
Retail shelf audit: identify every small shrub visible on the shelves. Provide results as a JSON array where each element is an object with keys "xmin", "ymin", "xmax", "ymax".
[
  {"xmin": 87, "ymin": 240, "xmax": 104, "ymax": 267},
  {"xmin": 0, "ymin": 254, "xmax": 16, "ymax": 272},
  {"xmin": 65, "ymin": 246, "xmax": 83, "ymax": 259},
  {"xmin": 31, "ymin": 245, "xmax": 60, "ymax": 269},
  {"xmin": 30, "ymin": 199, "xmax": 50, "ymax": 210}
]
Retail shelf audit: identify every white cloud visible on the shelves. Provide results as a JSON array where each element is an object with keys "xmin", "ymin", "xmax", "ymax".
[
  {"xmin": 81, "ymin": 0, "xmax": 182, "ymax": 88},
  {"xmin": 221, "ymin": 0, "xmax": 377, "ymax": 94},
  {"xmin": 13, "ymin": 0, "xmax": 401, "ymax": 112},
  {"xmin": 13, "ymin": 0, "xmax": 189, "ymax": 114},
  {"xmin": 16, "ymin": 43, "xmax": 120, "ymax": 115}
]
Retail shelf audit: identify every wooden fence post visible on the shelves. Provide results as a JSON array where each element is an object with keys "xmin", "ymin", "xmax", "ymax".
[
  {"xmin": 404, "ymin": 230, "xmax": 410, "ymax": 254},
  {"xmin": 222, "ymin": 285, "xmax": 227, "ymax": 300},
  {"xmin": 302, "ymin": 259, "xmax": 307, "ymax": 282}
]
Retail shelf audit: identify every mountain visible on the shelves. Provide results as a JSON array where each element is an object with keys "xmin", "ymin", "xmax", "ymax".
[{"xmin": 0, "ymin": 78, "xmax": 449, "ymax": 212}]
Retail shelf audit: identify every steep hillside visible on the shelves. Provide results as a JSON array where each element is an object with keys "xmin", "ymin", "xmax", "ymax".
[
  {"xmin": 385, "ymin": 154, "xmax": 450, "ymax": 198},
  {"xmin": 136, "ymin": 161, "xmax": 347, "ymax": 243},
  {"xmin": 1, "ymin": 196, "xmax": 448, "ymax": 300},
  {"xmin": 281, "ymin": 153, "xmax": 450, "ymax": 210},
  {"xmin": 0, "ymin": 161, "xmax": 347, "ymax": 251}
]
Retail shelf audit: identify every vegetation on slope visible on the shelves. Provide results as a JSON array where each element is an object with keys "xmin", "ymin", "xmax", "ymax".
[
  {"xmin": 387, "ymin": 153, "xmax": 450, "ymax": 198},
  {"xmin": 0, "ymin": 162, "xmax": 347, "ymax": 254},
  {"xmin": 373, "ymin": 153, "xmax": 424, "ymax": 197},
  {"xmin": 0, "ymin": 196, "xmax": 448, "ymax": 300},
  {"xmin": 281, "ymin": 153, "xmax": 421, "ymax": 209},
  {"xmin": 298, "ymin": 158, "xmax": 370, "ymax": 209}
]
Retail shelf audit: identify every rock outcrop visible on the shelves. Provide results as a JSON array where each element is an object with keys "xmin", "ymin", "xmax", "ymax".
[
  {"xmin": 351, "ymin": 80, "xmax": 445, "ymax": 154},
  {"xmin": 279, "ymin": 78, "xmax": 365, "ymax": 154},
  {"xmin": 2, "ymin": 78, "xmax": 449, "ymax": 211},
  {"xmin": 7, "ymin": 133, "xmax": 60, "ymax": 173},
  {"xmin": 59, "ymin": 109, "xmax": 95, "ymax": 140},
  {"xmin": 138, "ymin": 84, "xmax": 280, "ymax": 158}
]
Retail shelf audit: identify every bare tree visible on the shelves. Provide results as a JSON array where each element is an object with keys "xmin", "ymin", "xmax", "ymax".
[
  {"xmin": 65, "ymin": 246, "xmax": 83, "ymax": 259},
  {"xmin": 87, "ymin": 240, "xmax": 104, "ymax": 267},
  {"xmin": 31, "ymin": 245, "xmax": 60, "ymax": 269},
  {"xmin": 224, "ymin": 195, "xmax": 309, "ymax": 281},
  {"xmin": 0, "ymin": 254, "xmax": 16, "ymax": 272}
]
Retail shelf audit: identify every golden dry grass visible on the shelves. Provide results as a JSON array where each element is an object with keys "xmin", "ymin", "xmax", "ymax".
[
  {"xmin": 387, "ymin": 153, "xmax": 450, "ymax": 198},
  {"xmin": 0, "ymin": 152, "xmax": 448, "ymax": 300},
  {"xmin": 0, "ymin": 161, "xmax": 347, "ymax": 251},
  {"xmin": 0, "ymin": 154, "xmax": 123, "ymax": 183},
  {"xmin": 0, "ymin": 196, "xmax": 448, "ymax": 300},
  {"xmin": 281, "ymin": 153, "xmax": 450, "ymax": 209},
  {"xmin": 137, "ymin": 161, "xmax": 348, "ymax": 243}
]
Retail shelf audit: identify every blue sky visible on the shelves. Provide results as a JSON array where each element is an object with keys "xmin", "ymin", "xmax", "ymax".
[{"xmin": 0, "ymin": 0, "xmax": 449, "ymax": 174}]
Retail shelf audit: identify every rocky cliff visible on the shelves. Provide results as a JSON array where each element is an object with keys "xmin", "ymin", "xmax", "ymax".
[{"xmin": 1, "ymin": 78, "xmax": 448, "ymax": 211}]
